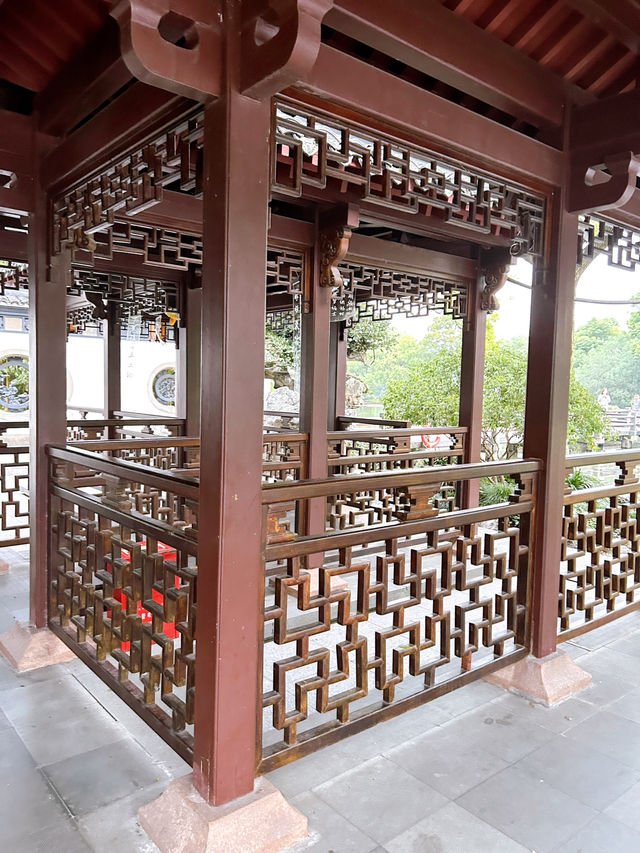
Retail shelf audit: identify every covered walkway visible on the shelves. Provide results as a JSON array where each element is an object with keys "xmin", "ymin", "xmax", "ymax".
[{"xmin": 2, "ymin": 547, "xmax": 640, "ymax": 853}]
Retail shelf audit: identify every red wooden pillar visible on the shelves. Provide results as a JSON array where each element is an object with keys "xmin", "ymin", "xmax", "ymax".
[
  {"xmin": 328, "ymin": 321, "xmax": 348, "ymax": 426},
  {"xmin": 459, "ymin": 268, "xmax": 486, "ymax": 508},
  {"xmin": 176, "ymin": 285, "xmax": 201, "ymax": 435},
  {"xmin": 29, "ymin": 185, "xmax": 67, "ymax": 627},
  {"xmin": 301, "ymin": 222, "xmax": 332, "ymax": 540},
  {"xmin": 523, "ymin": 195, "xmax": 577, "ymax": 659},
  {"xmin": 103, "ymin": 302, "xmax": 121, "ymax": 435},
  {"xmin": 193, "ymin": 90, "xmax": 270, "ymax": 805}
]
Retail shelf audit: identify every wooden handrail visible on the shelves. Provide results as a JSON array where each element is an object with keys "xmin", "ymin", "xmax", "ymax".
[
  {"xmin": 327, "ymin": 426, "xmax": 467, "ymax": 441},
  {"xmin": 566, "ymin": 449, "xmax": 640, "ymax": 468},
  {"xmin": 265, "ymin": 499, "xmax": 534, "ymax": 560},
  {"xmin": 336, "ymin": 415, "xmax": 411, "ymax": 429},
  {"xmin": 47, "ymin": 445, "xmax": 199, "ymax": 500},
  {"xmin": 69, "ymin": 437, "xmax": 200, "ymax": 451},
  {"xmin": 262, "ymin": 458, "xmax": 542, "ymax": 503}
]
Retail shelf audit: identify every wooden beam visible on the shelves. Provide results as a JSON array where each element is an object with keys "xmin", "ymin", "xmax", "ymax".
[
  {"xmin": 294, "ymin": 45, "xmax": 564, "ymax": 191},
  {"xmin": 0, "ymin": 110, "xmax": 35, "ymax": 214},
  {"xmin": 35, "ymin": 19, "xmax": 132, "ymax": 138},
  {"xmin": 327, "ymin": 0, "xmax": 578, "ymax": 133},
  {"xmin": 41, "ymin": 82, "xmax": 192, "ymax": 195},
  {"xmin": 564, "ymin": 0, "xmax": 640, "ymax": 54},
  {"xmin": 346, "ymin": 233, "xmax": 477, "ymax": 280},
  {"xmin": 570, "ymin": 88, "xmax": 640, "ymax": 154},
  {"xmin": 0, "ymin": 226, "xmax": 28, "ymax": 261}
]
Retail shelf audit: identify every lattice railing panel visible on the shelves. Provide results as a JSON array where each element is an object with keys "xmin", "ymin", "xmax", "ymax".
[
  {"xmin": 48, "ymin": 446, "xmax": 199, "ymax": 759},
  {"xmin": 0, "ymin": 446, "xmax": 29, "ymax": 545},
  {"xmin": 261, "ymin": 462, "xmax": 537, "ymax": 766},
  {"xmin": 560, "ymin": 454, "xmax": 640, "ymax": 638}
]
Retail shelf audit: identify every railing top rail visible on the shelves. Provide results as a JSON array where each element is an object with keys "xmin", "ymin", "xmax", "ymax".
[
  {"xmin": 47, "ymin": 444, "xmax": 200, "ymax": 499},
  {"xmin": 563, "ymin": 481, "xmax": 637, "ymax": 505},
  {"xmin": 263, "ymin": 432, "xmax": 309, "ymax": 443},
  {"xmin": 262, "ymin": 457, "xmax": 542, "ymax": 503},
  {"xmin": 336, "ymin": 416, "xmax": 411, "ymax": 428},
  {"xmin": 327, "ymin": 426, "xmax": 468, "ymax": 440},
  {"xmin": 263, "ymin": 410, "xmax": 299, "ymax": 418},
  {"xmin": 566, "ymin": 449, "xmax": 640, "ymax": 468},
  {"xmin": 112, "ymin": 410, "xmax": 185, "ymax": 422},
  {"xmin": 265, "ymin": 499, "xmax": 534, "ymax": 559},
  {"xmin": 66, "ymin": 417, "xmax": 184, "ymax": 428},
  {"xmin": 0, "ymin": 421, "xmax": 29, "ymax": 430},
  {"xmin": 329, "ymin": 448, "xmax": 464, "ymax": 466},
  {"xmin": 69, "ymin": 437, "xmax": 200, "ymax": 451}
]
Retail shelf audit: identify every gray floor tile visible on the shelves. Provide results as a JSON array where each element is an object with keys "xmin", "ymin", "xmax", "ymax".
[
  {"xmin": 290, "ymin": 791, "xmax": 379, "ymax": 853},
  {"xmin": 10, "ymin": 818, "xmax": 92, "ymax": 853},
  {"xmin": 578, "ymin": 669, "xmax": 634, "ymax": 707},
  {"xmin": 580, "ymin": 647, "xmax": 640, "ymax": 687},
  {"xmin": 313, "ymin": 756, "xmax": 449, "ymax": 845},
  {"xmin": 487, "ymin": 692, "xmax": 598, "ymax": 734},
  {"xmin": 42, "ymin": 738, "xmax": 171, "ymax": 816},
  {"xmin": 0, "ymin": 726, "xmax": 36, "ymax": 778},
  {"xmin": 606, "ymin": 630, "xmax": 640, "ymax": 657},
  {"xmin": 437, "ymin": 703, "xmax": 556, "ymax": 763},
  {"xmin": 429, "ymin": 680, "xmax": 504, "ymax": 717},
  {"xmin": 457, "ymin": 764, "xmax": 597, "ymax": 852},
  {"xmin": 384, "ymin": 802, "xmax": 529, "ymax": 853},
  {"xmin": 385, "ymin": 725, "xmax": 509, "ymax": 799},
  {"xmin": 552, "ymin": 814, "xmax": 640, "ymax": 853},
  {"xmin": 515, "ymin": 734, "xmax": 640, "ymax": 809},
  {"xmin": 564, "ymin": 710, "xmax": 640, "ymax": 770},
  {"xmin": 608, "ymin": 686, "xmax": 640, "ymax": 725},
  {"xmin": 566, "ymin": 616, "xmax": 640, "ymax": 650},
  {"xmin": 0, "ymin": 770, "xmax": 75, "ymax": 845},
  {"xmin": 561, "ymin": 641, "xmax": 590, "ymax": 661},
  {"xmin": 78, "ymin": 782, "xmax": 163, "ymax": 853},
  {"xmin": 604, "ymin": 779, "xmax": 640, "ymax": 832},
  {"xmin": 266, "ymin": 740, "xmax": 365, "ymax": 799}
]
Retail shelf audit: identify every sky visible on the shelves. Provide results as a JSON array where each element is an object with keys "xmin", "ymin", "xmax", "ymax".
[{"xmin": 391, "ymin": 253, "xmax": 640, "ymax": 342}]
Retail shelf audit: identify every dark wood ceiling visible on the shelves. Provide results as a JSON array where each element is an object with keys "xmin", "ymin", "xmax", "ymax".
[
  {"xmin": 0, "ymin": 0, "xmax": 110, "ymax": 93},
  {"xmin": 440, "ymin": 0, "xmax": 640, "ymax": 98}
]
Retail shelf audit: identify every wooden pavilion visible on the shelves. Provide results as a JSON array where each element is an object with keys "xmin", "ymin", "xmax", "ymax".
[{"xmin": 1, "ymin": 1, "xmax": 640, "ymax": 849}]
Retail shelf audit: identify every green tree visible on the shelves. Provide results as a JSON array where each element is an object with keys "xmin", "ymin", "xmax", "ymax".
[
  {"xmin": 573, "ymin": 317, "xmax": 621, "ymax": 370},
  {"xmin": 347, "ymin": 318, "xmax": 398, "ymax": 362},
  {"xmin": 573, "ymin": 336, "xmax": 640, "ymax": 408},
  {"xmin": 382, "ymin": 325, "xmax": 605, "ymax": 460}
]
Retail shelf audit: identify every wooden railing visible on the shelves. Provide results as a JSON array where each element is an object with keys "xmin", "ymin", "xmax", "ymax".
[
  {"xmin": 47, "ymin": 444, "xmax": 198, "ymax": 763},
  {"xmin": 560, "ymin": 449, "xmax": 640, "ymax": 640},
  {"xmin": 260, "ymin": 458, "xmax": 540, "ymax": 768}
]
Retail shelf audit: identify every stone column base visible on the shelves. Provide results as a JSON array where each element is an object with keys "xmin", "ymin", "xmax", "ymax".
[
  {"xmin": 0, "ymin": 622, "xmax": 75, "ymax": 672},
  {"xmin": 0, "ymin": 557, "xmax": 9, "ymax": 574},
  {"xmin": 138, "ymin": 774, "xmax": 308, "ymax": 853},
  {"xmin": 484, "ymin": 651, "xmax": 592, "ymax": 706}
]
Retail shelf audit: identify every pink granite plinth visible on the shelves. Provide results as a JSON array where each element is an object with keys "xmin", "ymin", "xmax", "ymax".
[
  {"xmin": 138, "ymin": 774, "xmax": 308, "ymax": 853},
  {"xmin": 484, "ymin": 651, "xmax": 592, "ymax": 705},
  {"xmin": 0, "ymin": 622, "xmax": 75, "ymax": 672},
  {"xmin": 0, "ymin": 557, "xmax": 9, "ymax": 574}
]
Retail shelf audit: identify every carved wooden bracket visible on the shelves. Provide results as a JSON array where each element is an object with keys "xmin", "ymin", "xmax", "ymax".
[
  {"xmin": 568, "ymin": 151, "xmax": 640, "ymax": 214},
  {"xmin": 241, "ymin": 0, "xmax": 335, "ymax": 98},
  {"xmin": 615, "ymin": 460, "xmax": 640, "ymax": 487},
  {"xmin": 111, "ymin": 0, "xmax": 222, "ymax": 100},
  {"xmin": 112, "ymin": 0, "xmax": 334, "ymax": 102},
  {"xmin": 480, "ymin": 247, "xmax": 512, "ymax": 313},
  {"xmin": 319, "ymin": 226, "xmax": 352, "ymax": 288}
]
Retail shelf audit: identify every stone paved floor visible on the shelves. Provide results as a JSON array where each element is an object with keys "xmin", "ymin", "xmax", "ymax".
[{"xmin": 2, "ymin": 546, "xmax": 640, "ymax": 852}]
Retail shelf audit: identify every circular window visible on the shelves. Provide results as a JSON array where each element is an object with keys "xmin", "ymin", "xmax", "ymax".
[
  {"xmin": 0, "ymin": 354, "xmax": 29, "ymax": 413},
  {"xmin": 151, "ymin": 366, "xmax": 176, "ymax": 408}
]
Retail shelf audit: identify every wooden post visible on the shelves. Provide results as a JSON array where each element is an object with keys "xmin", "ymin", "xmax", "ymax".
[
  {"xmin": 193, "ymin": 90, "xmax": 270, "ymax": 805},
  {"xmin": 300, "ymin": 221, "xmax": 332, "ymax": 544},
  {"xmin": 103, "ymin": 302, "xmax": 121, "ymax": 436},
  {"xmin": 523, "ymin": 196, "xmax": 577, "ymax": 659},
  {"xmin": 178, "ymin": 284, "xmax": 201, "ymax": 436},
  {"xmin": 328, "ymin": 321, "xmax": 348, "ymax": 426},
  {"xmin": 459, "ymin": 268, "xmax": 486, "ymax": 509},
  {"xmin": 29, "ymin": 184, "xmax": 67, "ymax": 628}
]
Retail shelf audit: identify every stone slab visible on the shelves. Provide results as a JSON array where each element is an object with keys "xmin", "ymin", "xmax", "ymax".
[
  {"xmin": 484, "ymin": 651, "xmax": 592, "ymax": 706},
  {"xmin": 0, "ymin": 622, "xmax": 75, "ymax": 672},
  {"xmin": 0, "ymin": 558, "xmax": 9, "ymax": 574},
  {"xmin": 138, "ymin": 774, "xmax": 308, "ymax": 853}
]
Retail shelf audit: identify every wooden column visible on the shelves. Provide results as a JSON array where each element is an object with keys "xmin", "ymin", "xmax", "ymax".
[
  {"xmin": 459, "ymin": 269, "xmax": 486, "ymax": 508},
  {"xmin": 523, "ymin": 194, "xmax": 577, "ymax": 659},
  {"xmin": 103, "ymin": 302, "xmax": 121, "ymax": 434},
  {"xmin": 300, "ymin": 221, "xmax": 332, "ymax": 543},
  {"xmin": 177, "ymin": 284, "xmax": 201, "ymax": 435},
  {"xmin": 193, "ymin": 90, "xmax": 270, "ymax": 805},
  {"xmin": 328, "ymin": 321, "xmax": 348, "ymax": 426},
  {"xmin": 29, "ymin": 189, "xmax": 67, "ymax": 628}
]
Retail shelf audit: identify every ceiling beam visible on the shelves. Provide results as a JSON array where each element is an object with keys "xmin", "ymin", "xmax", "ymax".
[
  {"xmin": 294, "ymin": 45, "xmax": 564, "ymax": 190},
  {"xmin": 326, "ymin": 0, "xmax": 586, "ymax": 134},
  {"xmin": 41, "ymin": 82, "xmax": 193, "ymax": 195},
  {"xmin": 0, "ymin": 110, "xmax": 34, "ymax": 214},
  {"xmin": 35, "ymin": 18, "xmax": 132, "ymax": 138},
  {"xmin": 564, "ymin": 0, "xmax": 640, "ymax": 53}
]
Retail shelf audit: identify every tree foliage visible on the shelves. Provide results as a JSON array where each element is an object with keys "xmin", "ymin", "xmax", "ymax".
[
  {"xmin": 572, "ymin": 313, "xmax": 640, "ymax": 408},
  {"xmin": 382, "ymin": 320, "xmax": 605, "ymax": 460},
  {"xmin": 346, "ymin": 318, "xmax": 398, "ymax": 362}
]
